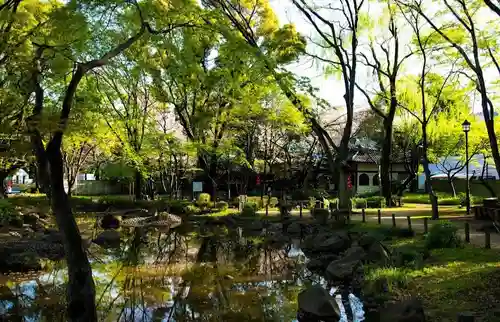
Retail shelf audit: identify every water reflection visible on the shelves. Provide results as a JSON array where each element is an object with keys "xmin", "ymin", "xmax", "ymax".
[{"xmin": 0, "ymin": 224, "xmax": 313, "ymax": 321}]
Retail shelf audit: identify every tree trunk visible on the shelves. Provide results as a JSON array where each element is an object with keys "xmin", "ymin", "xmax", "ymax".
[
  {"xmin": 45, "ymin": 140, "xmax": 97, "ymax": 322},
  {"xmin": 422, "ymin": 146, "xmax": 439, "ymax": 219},
  {"xmin": 380, "ymin": 129, "xmax": 393, "ymax": 206},
  {"xmin": 134, "ymin": 170, "xmax": 142, "ymax": 200},
  {"xmin": 0, "ymin": 172, "xmax": 7, "ymax": 199},
  {"xmin": 448, "ymin": 176, "xmax": 456, "ymax": 197},
  {"xmin": 485, "ymin": 118, "xmax": 500, "ymax": 177}
]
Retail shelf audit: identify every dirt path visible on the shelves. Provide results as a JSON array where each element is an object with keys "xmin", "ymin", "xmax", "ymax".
[{"xmin": 351, "ymin": 215, "xmax": 500, "ymax": 249}]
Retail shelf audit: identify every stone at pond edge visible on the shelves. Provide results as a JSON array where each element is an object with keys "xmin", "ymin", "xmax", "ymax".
[
  {"xmin": 316, "ymin": 234, "xmax": 350, "ymax": 254},
  {"xmin": 287, "ymin": 222, "xmax": 302, "ymax": 235},
  {"xmin": 41, "ymin": 228, "xmax": 63, "ymax": 243},
  {"xmin": 366, "ymin": 242, "xmax": 390, "ymax": 264},
  {"xmin": 380, "ymin": 298, "xmax": 426, "ymax": 322},
  {"xmin": 298, "ymin": 285, "xmax": 340, "ymax": 319},
  {"xmin": 93, "ymin": 230, "xmax": 121, "ymax": 247},
  {"xmin": 326, "ymin": 257, "xmax": 362, "ymax": 281},
  {"xmin": 306, "ymin": 254, "xmax": 339, "ymax": 274},
  {"xmin": 0, "ymin": 251, "xmax": 42, "ymax": 273},
  {"xmin": 358, "ymin": 233, "xmax": 381, "ymax": 250},
  {"xmin": 22, "ymin": 212, "xmax": 39, "ymax": 226},
  {"xmin": 100, "ymin": 214, "xmax": 121, "ymax": 229},
  {"xmin": 342, "ymin": 246, "xmax": 366, "ymax": 262}
]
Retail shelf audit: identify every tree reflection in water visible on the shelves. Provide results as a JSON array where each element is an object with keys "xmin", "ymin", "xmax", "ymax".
[{"xmin": 0, "ymin": 225, "xmax": 310, "ymax": 321}]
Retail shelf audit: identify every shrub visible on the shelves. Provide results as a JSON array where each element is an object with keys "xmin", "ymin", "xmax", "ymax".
[
  {"xmin": 366, "ymin": 196, "xmax": 385, "ymax": 208},
  {"xmin": 425, "ymin": 221, "xmax": 462, "ymax": 249},
  {"xmin": 197, "ymin": 193, "xmax": 211, "ymax": 208},
  {"xmin": 0, "ymin": 199, "xmax": 22, "ymax": 227},
  {"xmin": 167, "ymin": 200, "xmax": 191, "ymax": 214},
  {"xmin": 241, "ymin": 203, "xmax": 257, "ymax": 217},
  {"xmin": 265, "ymin": 197, "xmax": 279, "ymax": 208},
  {"xmin": 215, "ymin": 201, "xmax": 228, "ymax": 211},
  {"xmin": 183, "ymin": 204, "xmax": 201, "ymax": 215},
  {"xmin": 351, "ymin": 197, "xmax": 367, "ymax": 209},
  {"xmin": 391, "ymin": 245, "xmax": 428, "ymax": 269}
]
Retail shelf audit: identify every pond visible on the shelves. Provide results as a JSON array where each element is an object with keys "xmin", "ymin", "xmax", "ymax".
[{"xmin": 0, "ymin": 220, "xmax": 318, "ymax": 321}]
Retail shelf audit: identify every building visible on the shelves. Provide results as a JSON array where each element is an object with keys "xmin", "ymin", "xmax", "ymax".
[{"xmin": 347, "ymin": 148, "xmax": 408, "ymax": 195}]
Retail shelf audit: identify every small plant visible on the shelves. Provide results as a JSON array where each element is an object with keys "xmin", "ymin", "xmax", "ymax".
[
  {"xmin": 366, "ymin": 196, "xmax": 385, "ymax": 208},
  {"xmin": 183, "ymin": 204, "xmax": 201, "ymax": 215},
  {"xmin": 0, "ymin": 199, "xmax": 22, "ymax": 227},
  {"xmin": 425, "ymin": 221, "xmax": 462, "ymax": 249},
  {"xmin": 241, "ymin": 203, "xmax": 257, "ymax": 217},
  {"xmin": 215, "ymin": 201, "xmax": 228, "ymax": 211},
  {"xmin": 351, "ymin": 197, "xmax": 367, "ymax": 209},
  {"xmin": 196, "ymin": 193, "xmax": 211, "ymax": 208}
]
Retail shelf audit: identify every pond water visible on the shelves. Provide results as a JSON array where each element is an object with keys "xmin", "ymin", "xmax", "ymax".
[{"xmin": 0, "ymin": 222, "xmax": 319, "ymax": 321}]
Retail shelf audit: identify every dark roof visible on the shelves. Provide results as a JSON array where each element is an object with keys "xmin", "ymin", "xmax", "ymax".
[{"xmin": 347, "ymin": 149, "xmax": 407, "ymax": 164}]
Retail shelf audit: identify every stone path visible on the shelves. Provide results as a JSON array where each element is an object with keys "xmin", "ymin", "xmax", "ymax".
[{"xmin": 351, "ymin": 215, "xmax": 500, "ymax": 250}]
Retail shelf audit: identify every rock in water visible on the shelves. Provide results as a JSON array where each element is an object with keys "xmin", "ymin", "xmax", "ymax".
[
  {"xmin": 0, "ymin": 251, "xmax": 42, "ymax": 273},
  {"xmin": 326, "ymin": 257, "xmax": 362, "ymax": 282},
  {"xmin": 297, "ymin": 285, "xmax": 340, "ymax": 321},
  {"xmin": 287, "ymin": 222, "xmax": 302, "ymax": 235},
  {"xmin": 23, "ymin": 213, "xmax": 39, "ymax": 226},
  {"xmin": 380, "ymin": 298, "xmax": 426, "ymax": 322},
  {"xmin": 93, "ymin": 230, "xmax": 121, "ymax": 248},
  {"xmin": 101, "ymin": 214, "xmax": 120, "ymax": 229},
  {"xmin": 342, "ymin": 246, "xmax": 366, "ymax": 262}
]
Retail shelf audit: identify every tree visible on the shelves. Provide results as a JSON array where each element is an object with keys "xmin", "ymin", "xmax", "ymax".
[
  {"xmin": 356, "ymin": 0, "xmax": 413, "ymax": 205},
  {"xmin": 401, "ymin": 0, "xmax": 500, "ymax": 183},
  {"xmin": 22, "ymin": 1, "xmax": 194, "ymax": 320}
]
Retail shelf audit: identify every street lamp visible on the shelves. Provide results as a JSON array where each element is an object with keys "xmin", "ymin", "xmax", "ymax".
[{"xmin": 462, "ymin": 120, "xmax": 471, "ymax": 215}]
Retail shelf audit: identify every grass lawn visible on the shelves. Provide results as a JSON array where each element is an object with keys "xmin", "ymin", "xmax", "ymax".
[
  {"xmin": 366, "ymin": 234, "xmax": 500, "ymax": 321},
  {"xmin": 364, "ymin": 203, "xmax": 467, "ymax": 218}
]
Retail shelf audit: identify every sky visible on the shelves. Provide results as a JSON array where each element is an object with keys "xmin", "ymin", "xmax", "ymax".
[{"xmin": 268, "ymin": 0, "xmax": 497, "ymax": 118}]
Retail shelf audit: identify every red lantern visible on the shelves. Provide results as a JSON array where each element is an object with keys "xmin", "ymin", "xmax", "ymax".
[
  {"xmin": 347, "ymin": 174, "xmax": 353, "ymax": 190},
  {"xmin": 256, "ymin": 175, "xmax": 261, "ymax": 185}
]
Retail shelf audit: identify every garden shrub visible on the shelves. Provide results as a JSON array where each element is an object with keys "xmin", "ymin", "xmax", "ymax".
[
  {"xmin": 241, "ymin": 203, "xmax": 257, "ymax": 217},
  {"xmin": 425, "ymin": 221, "xmax": 462, "ymax": 249},
  {"xmin": 351, "ymin": 197, "xmax": 367, "ymax": 209},
  {"xmin": 215, "ymin": 201, "xmax": 228, "ymax": 211},
  {"xmin": 196, "ymin": 193, "xmax": 211, "ymax": 208},
  {"xmin": 167, "ymin": 200, "xmax": 191, "ymax": 214},
  {"xmin": 366, "ymin": 196, "xmax": 385, "ymax": 208},
  {"xmin": 391, "ymin": 245, "xmax": 427, "ymax": 269},
  {"xmin": 183, "ymin": 204, "xmax": 201, "ymax": 215},
  {"xmin": 0, "ymin": 199, "xmax": 22, "ymax": 227}
]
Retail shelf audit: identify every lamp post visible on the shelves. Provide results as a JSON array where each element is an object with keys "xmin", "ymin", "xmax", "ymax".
[{"xmin": 462, "ymin": 120, "xmax": 471, "ymax": 215}]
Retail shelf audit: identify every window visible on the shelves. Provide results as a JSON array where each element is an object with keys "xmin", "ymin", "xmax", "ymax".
[
  {"xmin": 373, "ymin": 174, "xmax": 379, "ymax": 186},
  {"xmin": 359, "ymin": 173, "xmax": 370, "ymax": 186}
]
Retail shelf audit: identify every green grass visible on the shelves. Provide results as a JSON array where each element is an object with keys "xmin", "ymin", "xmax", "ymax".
[
  {"xmin": 364, "ymin": 203, "xmax": 466, "ymax": 217},
  {"xmin": 365, "ymin": 235, "xmax": 500, "ymax": 321}
]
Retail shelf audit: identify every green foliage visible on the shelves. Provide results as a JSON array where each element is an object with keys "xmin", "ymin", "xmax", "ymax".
[
  {"xmin": 241, "ymin": 203, "xmax": 257, "ymax": 217},
  {"xmin": 351, "ymin": 197, "xmax": 367, "ymax": 209},
  {"xmin": 215, "ymin": 201, "xmax": 228, "ymax": 211},
  {"xmin": 425, "ymin": 221, "xmax": 462, "ymax": 249},
  {"xmin": 0, "ymin": 199, "xmax": 21, "ymax": 227},
  {"xmin": 196, "ymin": 193, "xmax": 211, "ymax": 208},
  {"xmin": 367, "ymin": 196, "xmax": 385, "ymax": 208},
  {"xmin": 184, "ymin": 204, "xmax": 201, "ymax": 216}
]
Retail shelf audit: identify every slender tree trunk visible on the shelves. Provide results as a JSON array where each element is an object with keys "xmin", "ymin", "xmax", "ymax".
[
  {"xmin": 422, "ymin": 129, "xmax": 439, "ymax": 219},
  {"xmin": 380, "ymin": 126, "xmax": 393, "ymax": 206},
  {"xmin": 0, "ymin": 172, "xmax": 7, "ymax": 199},
  {"xmin": 45, "ymin": 139, "xmax": 97, "ymax": 322},
  {"xmin": 485, "ymin": 118, "xmax": 500, "ymax": 176},
  {"xmin": 448, "ymin": 176, "xmax": 456, "ymax": 198},
  {"xmin": 135, "ymin": 170, "xmax": 142, "ymax": 200}
]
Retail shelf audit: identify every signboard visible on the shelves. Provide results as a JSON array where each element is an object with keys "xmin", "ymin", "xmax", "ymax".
[{"xmin": 192, "ymin": 181, "xmax": 203, "ymax": 192}]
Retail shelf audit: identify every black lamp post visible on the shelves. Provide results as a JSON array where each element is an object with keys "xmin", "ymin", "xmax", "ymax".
[{"xmin": 462, "ymin": 120, "xmax": 471, "ymax": 215}]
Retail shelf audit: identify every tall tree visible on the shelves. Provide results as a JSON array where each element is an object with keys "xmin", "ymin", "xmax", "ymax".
[
  {"xmin": 356, "ymin": 0, "xmax": 413, "ymax": 205},
  {"xmin": 401, "ymin": 0, "xmax": 500, "ymax": 181}
]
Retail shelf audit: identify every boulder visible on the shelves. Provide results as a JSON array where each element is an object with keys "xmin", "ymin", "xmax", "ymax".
[
  {"xmin": 325, "ymin": 257, "xmax": 362, "ymax": 281},
  {"xmin": 0, "ymin": 251, "xmax": 42, "ymax": 273},
  {"xmin": 342, "ymin": 246, "xmax": 366, "ymax": 262},
  {"xmin": 266, "ymin": 233, "xmax": 290, "ymax": 249},
  {"xmin": 358, "ymin": 233, "xmax": 380, "ymax": 250},
  {"xmin": 306, "ymin": 254, "xmax": 339, "ymax": 274},
  {"xmin": 379, "ymin": 298, "xmax": 426, "ymax": 322},
  {"xmin": 316, "ymin": 235, "xmax": 350, "ymax": 254},
  {"xmin": 23, "ymin": 213, "xmax": 39, "ymax": 226},
  {"xmin": 8, "ymin": 231, "xmax": 22, "ymax": 238},
  {"xmin": 100, "ymin": 214, "xmax": 120, "ymax": 229},
  {"xmin": 297, "ymin": 285, "xmax": 340, "ymax": 320},
  {"xmin": 287, "ymin": 222, "xmax": 303, "ymax": 235},
  {"xmin": 41, "ymin": 228, "xmax": 63, "ymax": 243},
  {"xmin": 366, "ymin": 242, "xmax": 390, "ymax": 264},
  {"xmin": 93, "ymin": 230, "xmax": 121, "ymax": 248}
]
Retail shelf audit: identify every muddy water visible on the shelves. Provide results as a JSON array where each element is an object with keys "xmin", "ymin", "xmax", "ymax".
[{"xmin": 0, "ymin": 223, "xmax": 312, "ymax": 321}]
